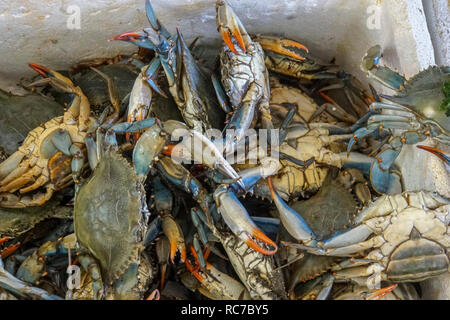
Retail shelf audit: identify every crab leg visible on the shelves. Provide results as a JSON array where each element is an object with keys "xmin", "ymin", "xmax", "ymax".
[
  {"xmin": 78, "ymin": 254, "xmax": 103, "ymax": 300},
  {"xmin": 366, "ymin": 284, "xmax": 398, "ymax": 300},
  {"xmin": 144, "ymin": 0, "xmax": 171, "ymax": 39},
  {"xmin": 317, "ymin": 92, "xmax": 358, "ymax": 123},
  {"xmin": 216, "ymin": 0, "xmax": 248, "ymax": 55},
  {"xmin": 28, "ymin": 63, "xmax": 91, "ymax": 131},
  {"xmin": 99, "ymin": 117, "xmax": 168, "ymax": 177},
  {"xmin": 0, "ymin": 151, "xmax": 25, "ymax": 181},
  {"xmin": 169, "ymin": 128, "xmax": 245, "ymax": 190},
  {"xmin": 89, "ymin": 67, "xmax": 120, "ymax": 126},
  {"xmin": 361, "ymin": 45, "xmax": 406, "ymax": 91},
  {"xmin": 186, "ymin": 245, "xmax": 251, "ymax": 300},
  {"xmin": 0, "ymin": 257, "xmax": 62, "ymax": 300},
  {"xmin": 156, "ymin": 236, "xmax": 170, "ymax": 289},
  {"xmin": 417, "ymin": 145, "xmax": 450, "ymax": 165},
  {"xmin": 156, "ymin": 156, "xmax": 215, "ymax": 219}
]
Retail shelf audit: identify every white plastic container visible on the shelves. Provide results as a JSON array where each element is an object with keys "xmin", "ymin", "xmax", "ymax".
[
  {"xmin": 0, "ymin": 0, "xmax": 441, "ymax": 91},
  {"xmin": 0, "ymin": 0, "xmax": 449, "ymax": 299}
]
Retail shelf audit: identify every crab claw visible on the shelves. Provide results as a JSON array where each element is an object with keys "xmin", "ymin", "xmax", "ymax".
[
  {"xmin": 255, "ymin": 35, "xmax": 309, "ymax": 61},
  {"xmin": 28, "ymin": 63, "xmax": 76, "ymax": 92},
  {"xmin": 109, "ymin": 30, "xmax": 156, "ymax": 51},
  {"xmin": 216, "ymin": 0, "xmax": 247, "ymax": 55},
  {"xmin": 126, "ymin": 107, "xmax": 146, "ymax": 141},
  {"xmin": 417, "ymin": 145, "xmax": 449, "ymax": 165},
  {"xmin": 268, "ymin": 177, "xmax": 317, "ymax": 245},
  {"xmin": 0, "ymin": 237, "xmax": 11, "ymax": 245},
  {"xmin": 185, "ymin": 245, "xmax": 211, "ymax": 282},
  {"xmin": 161, "ymin": 214, "xmax": 186, "ymax": 263},
  {"xmin": 214, "ymin": 185, "xmax": 277, "ymax": 255},
  {"xmin": 366, "ymin": 284, "xmax": 397, "ymax": 300},
  {"xmin": 28, "ymin": 62, "xmax": 53, "ymax": 78},
  {"xmin": 1, "ymin": 242, "xmax": 21, "ymax": 259},
  {"xmin": 109, "ymin": 30, "xmax": 146, "ymax": 42},
  {"xmin": 145, "ymin": 0, "xmax": 171, "ymax": 39}
]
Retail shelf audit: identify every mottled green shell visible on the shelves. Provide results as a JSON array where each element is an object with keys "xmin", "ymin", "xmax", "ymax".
[
  {"xmin": 0, "ymin": 89, "xmax": 63, "ymax": 155},
  {"xmin": 288, "ymin": 253, "xmax": 340, "ymax": 293},
  {"xmin": 287, "ymin": 177, "xmax": 356, "ymax": 294},
  {"xmin": 385, "ymin": 66, "xmax": 450, "ymax": 131},
  {"xmin": 0, "ymin": 194, "xmax": 72, "ymax": 237},
  {"xmin": 74, "ymin": 149, "xmax": 144, "ymax": 283},
  {"xmin": 289, "ymin": 177, "xmax": 358, "ymax": 241}
]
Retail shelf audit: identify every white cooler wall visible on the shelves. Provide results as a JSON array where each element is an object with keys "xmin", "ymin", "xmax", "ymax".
[{"xmin": 0, "ymin": 0, "xmax": 436, "ymax": 92}]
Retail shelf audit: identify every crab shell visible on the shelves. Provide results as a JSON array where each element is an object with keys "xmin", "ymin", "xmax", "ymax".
[
  {"xmin": 74, "ymin": 149, "xmax": 147, "ymax": 284},
  {"xmin": 385, "ymin": 66, "xmax": 450, "ymax": 132},
  {"xmin": 269, "ymin": 76, "xmax": 337, "ymax": 127}
]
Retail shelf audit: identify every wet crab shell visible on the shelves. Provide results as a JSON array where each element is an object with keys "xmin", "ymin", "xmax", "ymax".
[
  {"xmin": 74, "ymin": 149, "xmax": 146, "ymax": 284},
  {"xmin": 384, "ymin": 66, "xmax": 450, "ymax": 132}
]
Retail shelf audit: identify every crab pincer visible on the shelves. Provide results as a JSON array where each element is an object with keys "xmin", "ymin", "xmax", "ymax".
[
  {"xmin": 216, "ymin": 0, "xmax": 247, "ymax": 55},
  {"xmin": 213, "ymin": 184, "xmax": 278, "ymax": 255},
  {"xmin": 267, "ymin": 176, "xmax": 317, "ymax": 245},
  {"xmin": 161, "ymin": 215, "xmax": 186, "ymax": 264},
  {"xmin": 366, "ymin": 284, "xmax": 398, "ymax": 300},
  {"xmin": 255, "ymin": 35, "xmax": 309, "ymax": 61},
  {"xmin": 109, "ymin": 30, "xmax": 155, "ymax": 50}
]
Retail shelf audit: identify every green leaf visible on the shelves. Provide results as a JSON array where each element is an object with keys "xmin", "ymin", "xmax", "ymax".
[
  {"xmin": 443, "ymin": 81, "xmax": 450, "ymax": 98},
  {"xmin": 439, "ymin": 97, "xmax": 450, "ymax": 117}
]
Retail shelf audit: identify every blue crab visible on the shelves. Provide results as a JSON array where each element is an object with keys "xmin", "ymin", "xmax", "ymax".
[
  {"xmin": 270, "ymin": 180, "xmax": 450, "ymax": 290},
  {"xmin": 0, "ymin": 63, "xmax": 121, "ymax": 208},
  {"xmin": 349, "ymin": 45, "xmax": 450, "ymax": 194},
  {"xmin": 110, "ymin": 0, "xmax": 225, "ymax": 133}
]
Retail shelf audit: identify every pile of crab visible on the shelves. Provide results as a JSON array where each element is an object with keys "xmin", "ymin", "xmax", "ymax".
[{"xmin": 0, "ymin": 0, "xmax": 449, "ymax": 300}]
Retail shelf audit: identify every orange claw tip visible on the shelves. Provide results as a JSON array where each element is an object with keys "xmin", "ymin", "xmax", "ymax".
[
  {"xmin": 185, "ymin": 259, "xmax": 205, "ymax": 282},
  {"xmin": 180, "ymin": 246, "xmax": 187, "ymax": 263},
  {"xmin": 367, "ymin": 284, "xmax": 397, "ymax": 300},
  {"xmin": 28, "ymin": 63, "xmax": 50, "ymax": 77},
  {"xmin": 220, "ymin": 29, "xmax": 239, "ymax": 55},
  {"xmin": 0, "ymin": 242, "xmax": 21, "ymax": 259},
  {"xmin": 109, "ymin": 31, "xmax": 143, "ymax": 42},
  {"xmin": 162, "ymin": 144, "xmax": 177, "ymax": 157},
  {"xmin": 282, "ymin": 39, "xmax": 309, "ymax": 53},
  {"xmin": 258, "ymin": 38, "xmax": 308, "ymax": 60},
  {"xmin": 169, "ymin": 240, "xmax": 177, "ymax": 264},
  {"xmin": 244, "ymin": 228, "xmax": 278, "ymax": 255},
  {"xmin": 0, "ymin": 237, "xmax": 12, "ymax": 245},
  {"xmin": 319, "ymin": 91, "xmax": 337, "ymax": 105},
  {"xmin": 233, "ymin": 27, "xmax": 246, "ymax": 55},
  {"xmin": 417, "ymin": 145, "xmax": 450, "ymax": 164},
  {"xmin": 203, "ymin": 247, "xmax": 211, "ymax": 261}
]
